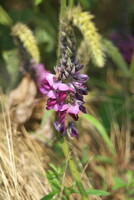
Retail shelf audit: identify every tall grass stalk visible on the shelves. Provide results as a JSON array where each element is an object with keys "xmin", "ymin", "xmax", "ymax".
[{"xmin": 69, "ymin": 0, "xmax": 74, "ymax": 8}]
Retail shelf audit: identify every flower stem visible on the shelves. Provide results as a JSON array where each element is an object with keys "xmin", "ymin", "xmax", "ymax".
[
  {"xmin": 60, "ymin": 137, "xmax": 89, "ymax": 200},
  {"xmin": 57, "ymin": 0, "xmax": 67, "ymax": 63},
  {"xmin": 60, "ymin": 0, "xmax": 66, "ymax": 17},
  {"xmin": 68, "ymin": 0, "xmax": 74, "ymax": 8}
]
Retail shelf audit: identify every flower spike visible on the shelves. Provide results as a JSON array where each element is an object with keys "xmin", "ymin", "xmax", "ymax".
[{"xmin": 39, "ymin": 18, "xmax": 88, "ymax": 137}]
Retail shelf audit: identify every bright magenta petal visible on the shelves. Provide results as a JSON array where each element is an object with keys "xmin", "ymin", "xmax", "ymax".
[
  {"xmin": 46, "ymin": 73, "xmax": 55, "ymax": 86},
  {"xmin": 47, "ymin": 90, "xmax": 57, "ymax": 98},
  {"xmin": 57, "ymin": 83, "xmax": 70, "ymax": 91},
  {"xmin": 39, "ymin": 87, "xmax": 48, "ymax": 94},
  {"xmin": 53, "ymin": 104, "xmax": 61, "ymax": 111},
  {"xmin": 59, "ymin": 104, "xmax": 69, "ymax": 111},
  {"xmin": 67, "ymin": 103, "xmax": 80, "ymax": 114}
]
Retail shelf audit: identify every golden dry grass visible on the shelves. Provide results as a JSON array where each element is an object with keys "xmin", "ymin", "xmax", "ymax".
[{"xmin": 0, "ymin": 94, "xmax": 51, "ymax": 200}]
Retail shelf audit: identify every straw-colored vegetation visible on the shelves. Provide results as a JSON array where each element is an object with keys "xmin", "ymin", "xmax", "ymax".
[{"xmin": 0, "ymin": 94, "xmax": 50, "ymax": 200}]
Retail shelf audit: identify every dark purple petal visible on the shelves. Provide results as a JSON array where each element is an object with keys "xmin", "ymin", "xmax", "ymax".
[
  {"xmin": 77, "ymin": 86, "xmax": 88, "ymax": 95},
  {"xmin": 68, "ymin": 123, "xmax": 78, "ymax": 137},
  {"xmin": 79, "ymin": 105, "xmax": 87, "ymax": 113},
  {"xmin": 54, "ymin": 121, "xmax": 62, "ymax": 131},
  {"xmin": 73, "ymin": 74, "xmax": 88, "ymax": 83},
  {"xmin": 46, "ymin": 105, "xmax": 55, "ymax": 110},
  {"xmin": 54, "ymin": 121, "xmax": 66, "ymax": 134},
  {"xmin": 59, "ymin": 111, "xmax": 66, "ymax": 123},
  {"xmin": 72, "ymin": 81, "xmax": 83, "ymax": 88},
  {"xmin": 77, "ymin": 100, "xmax": 84, "ymax": 105},
  {"xmin": 75, "ymin": 64, "xmax": 84, "ymax": 72},
  {"xmin": 69, "ymin": 113, "xmax": 79, "ymax": 121},
  {"xmin": 75, "ymin": 93, "xmax": 84, "ymax": 101}
]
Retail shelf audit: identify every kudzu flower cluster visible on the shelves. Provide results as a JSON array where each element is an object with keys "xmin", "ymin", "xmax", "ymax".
[{"xmin": 39, "ymin": 20, "xmax": 88, "ymax": 137}]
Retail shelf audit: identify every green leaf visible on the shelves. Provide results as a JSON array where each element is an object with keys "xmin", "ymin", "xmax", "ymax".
[
  {"xmin": 49, "ymin": 163, "xmax": 61, "ymax": 175},
  {"xmin": 83, "ymin": 114, "xmax": 115, "ymax": 155},
  {"xmin": 86, "ymin": 189, "xmax": 110, "ymax": 196},
  {"xmin": 103, "ymin": 38, "xmax": 130, "ymax": 77},
  {"xmin": 40, "ymin": 191, "xmax": 57, "ymax": 200},
  {"xmin": 0, "ymin": 5, "xmax": 12, "ymax": 26},
  {"xmin": 112, "ymin": 177, "xmax": 126, "ymax": 190},
  {"xmin": 112, "ymin": 183, "xmax": 126, "ymax": 190}
]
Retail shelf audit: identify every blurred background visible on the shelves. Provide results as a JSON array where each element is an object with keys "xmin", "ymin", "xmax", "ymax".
[{"xmin": 0, "ymin": 0, "xmax": 134, "ymax": 200}]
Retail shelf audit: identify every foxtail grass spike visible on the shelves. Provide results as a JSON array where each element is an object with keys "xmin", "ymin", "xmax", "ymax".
[
  {"xmin": 70, "ymin": 7, "xmax": 105, "ymax": 67},
  {"xmin": 12, "ymin": 23, "xmax": 40, "ymax": 63}
]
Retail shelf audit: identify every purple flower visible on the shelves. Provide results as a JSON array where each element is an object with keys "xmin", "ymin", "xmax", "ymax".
[
  {"xmin": 39, "ymin": 63, "xmax": 88, "ymax": 136},
  {"xmin": 109, "ymin": 32, "xmax": 134, "ymax": 64},
  {"xmin": 38, "ymin": 21, "xmax": 89, "ymax": 137}
]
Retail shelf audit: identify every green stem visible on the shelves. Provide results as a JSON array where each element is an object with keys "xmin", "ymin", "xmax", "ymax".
[
  {"xmin": 60, "ymin": 137, "xmax": 89, "ymax": 200},
  {"xmin": 57, "ymin": 0, "xmax": 67, "ymax": 63},
  {"xmin": 68, "ymin": 0, "xmax": 74, "ymax": 8},
  {"xmin": 60, "ymin": 0, "xmax": 67, "ymax": 17}
]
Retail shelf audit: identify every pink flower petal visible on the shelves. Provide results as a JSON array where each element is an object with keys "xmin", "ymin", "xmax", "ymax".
[
  {"xmin": 45, "ymin": 73, "xmax": 55, "ymax": 86},
  {"xmin": 54, "ymin": 104, "xmax": 68, "ymax": 112},
  {"xmin": 57, "ymin": 83, "xmax": 70, "ymax": 91},
  {"xmin": 53, "ymin": 82, "xmax": 59, "ymax": 90},
  {"xmin": 47, "ymin": 90, "xmax": 57, "ymax": 98},
  {"xmin": 67, "ymin": 103, "xmax": 80, "ymax": 114},
  {"xmin": 59, "ymin": 104, "xmax": 69, "ymax": 111},
  {"xmin": 39, "ymin": 87, "xmax": 48, "ymax": 94},
  {"xmin": 53, "ymin": 104, "xmax": 61, "ymax": 111}
]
